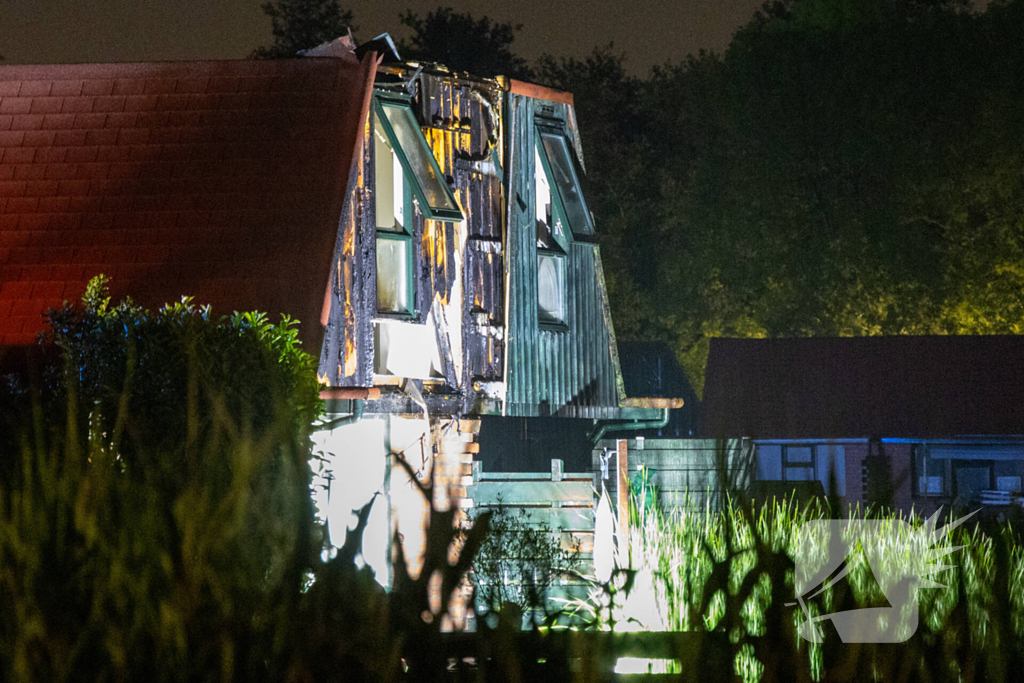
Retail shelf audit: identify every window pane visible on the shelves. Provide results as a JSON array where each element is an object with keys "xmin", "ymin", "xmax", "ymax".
[
  {"xmin": 914, "ymin": 446, "xmax": 927, "ymax": 494},
  {"xmin": 816, "ymin": 445, "xmax": 846, "ymax": 496},
  {"xmin": 997, "ymin": 476, "xmax": 1022, "ymax": 494},
  {"xmin": 540, "ymin": 133, "xmax": 594, "ymax": 236},
  {"xmin": 785, "ymin": 467, "xmax": 815, "ymax": 482},
  {"xmin": 376, "ymin": 237, "xmax": 409, "ymax": 313},
  {"xmin": 955, "ymin": 466, "xmax": 990, "ymax": 499},
  {"xmin": 374, "ymin": 119, "xmax": 404, "ymax": 232},
  {"xmin": 537, "ymin": 253, "xmax": 565, "ymax": 324},
  {"xmin": 757, "ymin": 445, "xmax": 783, "ymax": 481},
  {"xmin": 915, "ymin": 446, "xmax": 944, "ymax": 496},
  {"xmin": 535, "ymin": 147, "xmax": 556, "ymax": 248},
  {"xmin": 786, "ymin": 446, "xmax": 813, "ymax": 464},
  {"xmin": 380, "ymin": 103, "xmax": 459, "ymax": 214}
]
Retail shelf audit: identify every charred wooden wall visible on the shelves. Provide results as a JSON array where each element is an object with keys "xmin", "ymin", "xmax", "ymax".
[
  {"xmin": 319, "ymin": 69, "xmax": 507, "ymax": 410},
  {"xmin": 319, "ymin": 116, "xmax": 374, "ymax": 388},
  {"xmin": 418, "ymin": 75, "xmax": 506, "ymax": 401}
]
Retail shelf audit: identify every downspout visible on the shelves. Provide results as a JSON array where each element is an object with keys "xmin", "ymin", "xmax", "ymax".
[
  {"xmin": 589, "ymin": 407, "xmax": 671, "ymax": 447},
  {"xmin": 315, "ymin": 398, "xmax": 364, "ymax": 431}
]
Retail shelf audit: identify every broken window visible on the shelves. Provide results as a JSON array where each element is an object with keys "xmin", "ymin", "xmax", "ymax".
[{"xmin": 373, "ymin": 318, "xmax": 444, "ymax": 379}]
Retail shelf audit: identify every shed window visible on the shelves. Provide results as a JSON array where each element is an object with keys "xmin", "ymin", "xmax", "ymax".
[
  {"xmin": 914, "ymin": 445, "xmax": 948, "ymax": 497},
  {"xmin": 997, "ymin": 476, "xmax": 1022, "ymax": 494},
  {"xmin": 756, "ymin": 443, "xmax": 846, "ymax": 496}
]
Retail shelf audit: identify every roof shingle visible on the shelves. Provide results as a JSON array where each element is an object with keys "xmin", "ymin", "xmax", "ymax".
[
  {"xmin": 699, "ymin": 336, "xmax": 1024, "ymax": 439},
  {"xmin": 0, "ymin": 55, "xmax": 376, "ymax": 351}
]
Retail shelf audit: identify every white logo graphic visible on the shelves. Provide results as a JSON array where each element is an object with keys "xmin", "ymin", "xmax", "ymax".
[{"xmin": 788, "ymin": 508, "xmax": 976, "ymax": 643}]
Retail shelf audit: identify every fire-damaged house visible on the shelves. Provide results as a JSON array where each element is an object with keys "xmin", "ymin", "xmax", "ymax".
[{"xmin": 0, "ymin": 37, "xmax": 663, "ymax": 614}]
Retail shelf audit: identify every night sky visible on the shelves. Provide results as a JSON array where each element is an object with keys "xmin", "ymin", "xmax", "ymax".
[{"xmin": 1, "ymin": 0, "xmax": 767, "ymax": 76}]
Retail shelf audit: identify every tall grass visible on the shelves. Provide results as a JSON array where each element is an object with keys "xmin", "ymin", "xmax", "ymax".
[
  {"xmin": 609, "ymin": 484, "xmax": 1024, "ymax": 683},
  {"xmin": 5, "ymin": 281, "xmax": 1023, "ymax": 681}
]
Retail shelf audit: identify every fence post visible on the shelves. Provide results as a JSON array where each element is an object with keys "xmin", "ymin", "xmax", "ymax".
[
  {"xmin": 617, "ymin": 439, "xmax": 629, "ymax": 546},
  {"xmin": 551, "ymin": 458, "xmax": 564, "ymax": 482}
]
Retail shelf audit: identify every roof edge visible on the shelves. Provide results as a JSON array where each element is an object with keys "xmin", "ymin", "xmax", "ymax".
[
  {"xmin": 0, "ymin": 58, "xmax": 348, "ymax": 81},
  {"xmin": 508, "ymin": 79, "xmax": 573, "ymax": 106}
]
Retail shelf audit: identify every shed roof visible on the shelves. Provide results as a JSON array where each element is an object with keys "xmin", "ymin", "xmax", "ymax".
[
  {"xmin": 699, "ymin": 336, "xmax": 1024, "ymax": 439},
  {"xmin": 0, "ymin": 55, "xmax": 376, "ymax": 352}
]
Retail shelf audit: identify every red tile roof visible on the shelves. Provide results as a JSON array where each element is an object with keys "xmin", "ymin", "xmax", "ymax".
[
  {"xmin": 699, "ymin": 336, "xmax": 1024, "ymax": 439},
  {"xmin": 0, "ymin": 55, "xmax": 376, "ymax": 352}
]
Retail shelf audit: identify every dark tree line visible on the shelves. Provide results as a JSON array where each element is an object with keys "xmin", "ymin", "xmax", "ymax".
[
  {"xmin": 252, "ymin": 1, "xmax": 531, "ymax": 78},
  {"xmin": 255, "ymin": 0, "xmax": 1024, "ymax": 394}
]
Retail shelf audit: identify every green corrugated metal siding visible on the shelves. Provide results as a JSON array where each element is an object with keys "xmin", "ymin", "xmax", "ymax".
[{"xmin": 504, "ymin": 93, "xmax": 625, "ymax": 418}]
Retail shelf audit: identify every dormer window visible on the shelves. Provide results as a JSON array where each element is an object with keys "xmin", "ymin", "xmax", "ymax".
[
  {"xmin": 374, "ymin": 96, "xmax": 463, "ymax": 222},
  {"xmin": 537, "ymin": 130, "xmax": 594, "ymax": 237},
  {"xmin": 373, "ymin": 95, "xmax": 464, "ymax": 317},
  {"xmin": 535, "ymin": 145, "xmax": 566, "ymax": 325},
  {"xmin": 534, "ymin": 122, "xmax": 591, "ymax": 327}
]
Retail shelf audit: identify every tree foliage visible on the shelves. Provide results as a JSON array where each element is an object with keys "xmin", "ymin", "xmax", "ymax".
[
  {"xmin": 471, "ymin": 505, "xmax": 581, "ymax": 620},
  {"xmin": 251, "ymin": 0, "xmax": 355, "ymax": 58},
  {"xmin": 398, "ymin": 7, "xmax": 533, "ymax": 79},
  {"xmin": 555, "ymin": 0, "xmax": 1024, "ymax": 394},
  {"xmin": 0, "ymin": 280, "xmax": 601, "ymax": 679},
  {"xmin": 0, "ymin": 277, "xmax": 324, "ymax": 681}
]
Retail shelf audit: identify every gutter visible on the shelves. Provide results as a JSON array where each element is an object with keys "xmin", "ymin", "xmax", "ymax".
[{"xmin": 314, "ymin": 387, "xmax": 381, "ymax": 431}]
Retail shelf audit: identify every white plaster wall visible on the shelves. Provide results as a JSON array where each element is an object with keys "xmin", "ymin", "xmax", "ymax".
[
  {"xmin": 387, "ymin": 414, "xmax": 433, "ymax": 579},
  {"xmin": 311, "ymin": 417, "xmax": 389, "ymax": 584},
  {"xmin": 311, "ymin": 413, "xmax": 434, "ymax": 586}
]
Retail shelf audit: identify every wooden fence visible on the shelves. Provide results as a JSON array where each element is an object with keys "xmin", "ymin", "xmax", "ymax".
[
  {"xmin": 592, "ymin": 438, "xmax": 755, "ymax": 518},
  {"xmin": 465, "ymin": 460, "xmax": 596, "ymax": 607}
]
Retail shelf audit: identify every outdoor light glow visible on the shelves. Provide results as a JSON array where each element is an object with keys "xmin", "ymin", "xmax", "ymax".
[
  {"xmin": 593, "ymin": 486, "xmax": 615, "ymax": 584},
  {"xmin": 614, "ymin": 658, "xmax": 676, "ymax": 674}
]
